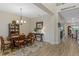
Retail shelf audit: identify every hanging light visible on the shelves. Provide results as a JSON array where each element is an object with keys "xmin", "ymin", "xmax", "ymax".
[
  {"xmin": 24, "ymin": 21, "xmax": 26, "ymax": 23},
  {"xmin": 21, "ymin": 20, "xmax": 23, "ymax": 23},
  {"xmin": 16, "ymin": 20, "xmax": 19, "ymax": 24},
  {"xmin": 16, "ymin": 8, "xmax": 26, "ymax": 25}
]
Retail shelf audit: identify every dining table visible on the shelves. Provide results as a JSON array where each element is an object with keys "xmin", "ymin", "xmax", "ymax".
[{"xmin": 9, "ymin": 35, "xmax": 20, "ymax": 50}]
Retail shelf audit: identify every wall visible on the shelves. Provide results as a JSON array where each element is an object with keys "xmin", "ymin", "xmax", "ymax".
[
  {"xmin": 30, "ymin": 15, "xmax": 59, "ymax": 44},
  {"xmin": 0, "ymin": 11, "xmax": 30, "ymax": 39},
  {"xmin": 41, "ymin": 3, "xmax": 60, "ymax": 44}
]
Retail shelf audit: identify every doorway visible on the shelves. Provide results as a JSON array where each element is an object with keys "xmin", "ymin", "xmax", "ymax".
[{"xmin": 59, "ymin": 8, "xmax": 79, "ymax": 42}]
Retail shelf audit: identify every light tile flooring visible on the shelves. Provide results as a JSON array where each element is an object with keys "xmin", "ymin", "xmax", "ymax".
[{"xmin": 1, "ymin": 37, "xmax": 79, "ymax": 56}]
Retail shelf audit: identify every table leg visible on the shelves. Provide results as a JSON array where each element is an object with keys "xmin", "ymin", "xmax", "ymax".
[{"xmin": 40, "ymin": 35, "xmax": 43, "ymax": 42}]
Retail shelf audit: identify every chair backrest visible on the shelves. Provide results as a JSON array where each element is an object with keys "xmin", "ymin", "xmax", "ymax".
[
  {"xmin": 27, "ymin": 33, "xmax": 35, "ymax": 39},
  {"xmin": 19, "ymin": 35, "xmax": 25, "ymax": 40},
  {"xmin": 0, "ymin": 36, "xmax": 5, "ymax": 48},
  {"xmin": 13, "ymin": 36, "xmax": 19, "ymax": 42},
  {"xmin": 28, "ymin": 33, "xmax": 34, "ymax": 37}
]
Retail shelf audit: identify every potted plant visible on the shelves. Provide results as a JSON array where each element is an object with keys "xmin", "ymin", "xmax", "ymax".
[{"xmin": 34, "ymin": 28, "xmax": 38, "ymax": 33}]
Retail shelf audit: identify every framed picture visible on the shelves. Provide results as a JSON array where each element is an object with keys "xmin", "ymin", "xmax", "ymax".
[{"xmin": 36, "ymin": 22, "xmax": 43, "ymax": 29}]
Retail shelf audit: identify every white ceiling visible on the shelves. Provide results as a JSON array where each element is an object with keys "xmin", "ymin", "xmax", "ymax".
[
  {"xmin": 60, "ymin": 8, "xmax": 79, "ymax": 25},
  {"xmin": 61, "ymin": 8, "xmax": 79, "ymax": 20},
  {"xmin": 0, "ymin": 3, "xmax": 48, "ymax": 18}
]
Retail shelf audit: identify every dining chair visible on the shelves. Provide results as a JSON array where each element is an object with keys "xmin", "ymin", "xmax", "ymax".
[{"xmin": 0, "ymin": 36, "xmax": 11, "ymax": 53}]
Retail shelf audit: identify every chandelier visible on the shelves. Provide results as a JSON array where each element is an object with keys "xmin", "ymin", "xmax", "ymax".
[{"xmin": 16, "ymin": 8, "xmax": 26, "ymax": 25}]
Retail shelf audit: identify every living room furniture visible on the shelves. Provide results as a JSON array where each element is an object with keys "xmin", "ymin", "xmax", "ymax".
[
  {"xmin": 11, "ymin": 35, "xmax": 20, "ymax": 49},
  {"xmin": 9, "ymin": 34, "xmax": 26, "ymax": 48},
  {"xmin": 34, "ymin": 21, "xmax": 44, "ymax": 42},
  {"xmin": 34, "ymin": 33, "xmax": 44, "ymax": 42},
  {"xmin": 10, "ymin": 34, "xmax": 26, "ymax": 49},
  {"xmin": 0, "ymin": 36, "xmax": 11, "ymax": 53},
  {"xmin": 18, "ymin": 34, "xmax": 26, "ymax": 47},
  {"xmin": 8, "ymin": 21, "xmax": 20, "ymax": 37},
  {"xmin": 25, "ymin": 33, "xmax": 36, "ymax": 45}
]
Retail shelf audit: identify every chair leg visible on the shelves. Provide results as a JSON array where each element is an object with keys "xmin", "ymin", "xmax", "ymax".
[
  {"xmin": 11, "ymin": 44, "xmax": 13, "ymax": 52},
  {"xmin": 26, "ymin": 43, "xmax": 29, "ymax": 46},
  {"xmin": 1, "ymin": 47, "xmax": 2, "ymax": 51},
  {"xmin": 2, "ymin": 49, "xmax": 4, "ymax": 53},
  {"xmin": 1, "ymin": 48, "xmax": 4, "ymax": 54},
  {"xmin": 1, "ymin": 46, "xmax": 4, "ymax": 53},
  {"xmin": 30, "ymin": 40, "xmax": 33, "ymax": 46},
  {"xmin": 24, "ymin": 43, "xmax": 25, "ymax": 48}
]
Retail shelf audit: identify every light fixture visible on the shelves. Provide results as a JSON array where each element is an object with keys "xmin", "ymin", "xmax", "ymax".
[{"xmin": 16, "ymin": 8, "xmax": 26, "ymax": 25}]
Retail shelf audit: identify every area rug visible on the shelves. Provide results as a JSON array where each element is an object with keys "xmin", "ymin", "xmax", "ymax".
[{"xmin": 0, "ymin": 41, "xmax": 47, "ymax": 56}]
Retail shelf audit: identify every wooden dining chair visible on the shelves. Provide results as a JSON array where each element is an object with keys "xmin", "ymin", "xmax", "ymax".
[
  {"xmin": 18, "ymin": 35, "xmax": 26, "ymax": 47},
  {"xmin": 13, "ymin": 36, "xmax": 20, "ymax": 48},
  {"xmin": 0, "ymin": 36, "xmax": 11, "ymax": 53},
  {"xmin": 14, "ymin": 35, "xmax": 25, "ymax": 48},
  {"xmin": 26, "ymin": 33, "xmax": 36, "ymax": 45}
]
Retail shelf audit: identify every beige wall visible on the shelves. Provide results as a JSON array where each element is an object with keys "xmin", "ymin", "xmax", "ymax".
[
  {"xmin": 0, "ymin": 11, "xmax": 30, "ymax": 38},
  {"xmin": 41, "ymin": 3, "xmax": 60, "ymax": 44},
  {"xmin": 30, "ymin": 15, "xmax": 60, "ymax": 44}
]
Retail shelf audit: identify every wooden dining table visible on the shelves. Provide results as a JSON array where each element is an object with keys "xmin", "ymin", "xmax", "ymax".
[{"xmin": 9, "ymin": 35, "xmax": 20, "ymax": 50}]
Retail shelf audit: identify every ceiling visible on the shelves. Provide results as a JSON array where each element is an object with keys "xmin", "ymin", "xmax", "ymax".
[
  {"xmin": 61, "ymin": 8, "xmax": 79, "ymax": 20},
  {"xmin": 60, "ymin": 8, "xmax": 79, "ymax": 25},
  {"xmin": 0, "ymin": 3, "xmax": 48, "ymax": 18}
]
